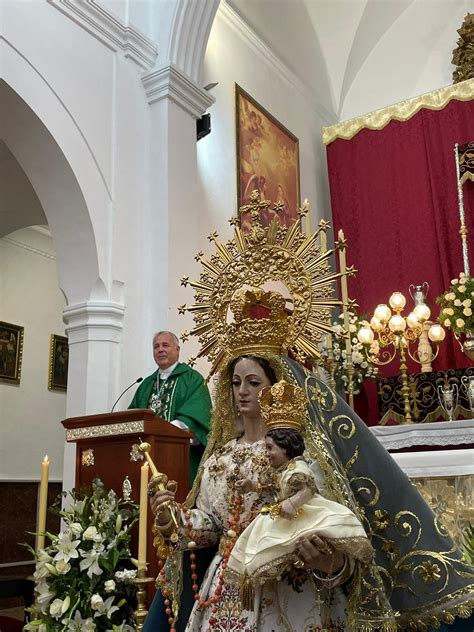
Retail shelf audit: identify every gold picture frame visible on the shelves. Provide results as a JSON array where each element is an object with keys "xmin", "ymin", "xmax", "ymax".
[
  {"xmin": 236, "ymin": 85, "xmax": 300, "ymax": 229},
  {"xmin": 48, "ymin": 334, "xmax": 69, "ymax": 391},
  {"xmin": 0, "ymin": 321, "xmax": 24, "ymax": 384}
]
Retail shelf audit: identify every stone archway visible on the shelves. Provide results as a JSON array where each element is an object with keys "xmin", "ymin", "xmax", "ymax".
[{"xmin": 0, "ymin": 46, "xmax": 124, "ymax": 490}]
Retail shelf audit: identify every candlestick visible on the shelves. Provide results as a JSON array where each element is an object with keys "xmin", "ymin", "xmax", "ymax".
[
  {"xmin": 37, "ymin": 455, "xmax": 49, "ymax": 551},
  {"xmin": 325, "ymin": 333, "xmax": 337, "ymax": 389},
  {"xmin": 138, "ymin": 463, "xmax": 149, "ymax": 570},
  {"xmin": 303, "ymin": 198, "xmax": 310, "ymax": 235},
  {"xmin": 133, "ymin": 567, "xmax": 154, "ymax": 631},
  {"xmin": 338, "ymin": 230, "xmax": 355, "ymax": 408}
]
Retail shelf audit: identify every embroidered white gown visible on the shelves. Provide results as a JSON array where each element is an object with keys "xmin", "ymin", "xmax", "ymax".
[
  {"xmin": 226, "ymin": 457, "xmax": 371, "ymax": 591},
  {"xmin": 183, "ymin": 439, "xmax": 350, "ymax": 632}
]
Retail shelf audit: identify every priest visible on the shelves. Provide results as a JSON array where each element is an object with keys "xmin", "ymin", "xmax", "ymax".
[{"xmin": 129, "ymin": 330, "xmax": 211, "ymax": 482}]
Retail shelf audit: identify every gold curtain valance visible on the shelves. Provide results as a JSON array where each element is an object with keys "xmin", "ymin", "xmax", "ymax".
[{"xmin": 322, "ymin": 78, "xmax": 474, "ymax": 145}]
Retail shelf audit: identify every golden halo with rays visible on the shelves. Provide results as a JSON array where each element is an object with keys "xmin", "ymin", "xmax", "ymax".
[{"xmin": 179, "ymin": 192, "xmax": 350, "ymax": 375}]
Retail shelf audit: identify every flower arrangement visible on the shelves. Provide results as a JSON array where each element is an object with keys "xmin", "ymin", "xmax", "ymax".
[
  {"xmin": 321, "ymin": 311, "xmax": 378, "ymax": 395},
  {"xmin": 436, "ymin": 272, "xmax": 474, "ymax": 336},
  {"xmin": 25, "ymin": 479, "xmax": 138, "ymax": 632}
]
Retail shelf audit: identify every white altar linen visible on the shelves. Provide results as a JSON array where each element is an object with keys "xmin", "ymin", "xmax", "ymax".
[{"xmin": 369, "ymin": 419, "xmax": 474, "ymax": 451}]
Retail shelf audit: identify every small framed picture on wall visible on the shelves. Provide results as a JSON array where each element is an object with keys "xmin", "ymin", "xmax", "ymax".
[
  {"xmin": 48, "ymin": 334, "xmax": 69, "ymax": 391},
  {"xmin": 235, "ymin": 84, "xmax": 300, "ymax": 231},
  {"xmin": 0, "ymin": 321, "xmax": 24, "ymax": 384}
]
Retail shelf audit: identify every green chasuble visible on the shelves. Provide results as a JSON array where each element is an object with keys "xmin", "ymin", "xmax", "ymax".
[{"xmin": 128, "ymin": 362, "xmax": 211, "ymax": 483}]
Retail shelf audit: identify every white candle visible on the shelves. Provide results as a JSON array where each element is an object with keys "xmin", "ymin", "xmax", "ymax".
[
  {"xmin": 138, "ymin": 463, "xmax": 149, "ymax": 570},
  {"xmin": 37, "ymin": 455, "xmax": 49, "ymax": 551}
]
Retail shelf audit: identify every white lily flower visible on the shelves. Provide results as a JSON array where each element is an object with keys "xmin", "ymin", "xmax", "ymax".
[
  {"xmin": 91, "ymin": 594, "xmax": 119, "ymax": 618},
  {"xmin": 53, "ymin": 532, "xmax": 81, "ymax": 563},
  {"xmin": 79, "ymin": 547, "xmax": 103, "ymax": 578},
  {"xmin": 63, "ymin": 610, "xmax": 96, "ymax": 631}
]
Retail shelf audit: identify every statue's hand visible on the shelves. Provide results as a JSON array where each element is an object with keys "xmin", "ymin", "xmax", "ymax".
[
  {"xmin": 280, "ymin": 498, "xmax": 297, "ymax": 519},
  {"xmin": 148, "ymin": 477, "xmax": 177, "ymax": 519},
  {"xmin": 296, "ymin": 535, "xmax": 344, "ymax": 574}
]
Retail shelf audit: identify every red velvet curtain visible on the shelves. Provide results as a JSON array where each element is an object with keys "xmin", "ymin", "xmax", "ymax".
[{"xmin": 326, "ymin": 98, "xmax": 474, "ymax": 423}]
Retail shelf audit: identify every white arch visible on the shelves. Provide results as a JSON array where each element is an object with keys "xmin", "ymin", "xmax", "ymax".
[
  {"xmin": 168, "ymin": 0, "xmax": 220, "ymax": 82},
  {"xmin": 0, "ymin": 40, "xmax": 110, "ymax": 305}
]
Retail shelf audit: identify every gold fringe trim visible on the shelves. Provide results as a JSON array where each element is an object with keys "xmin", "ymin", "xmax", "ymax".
[
  {"xmin": 348, "ymin": 587, "xmax": 474, "ymax": 632},
  {"xmin": 239, "ymin": 573, "xmax": 255, "ymax": 611},
  {"xmin": 322, "ymin": 78, "xmax": 474, "ymax": 145}
]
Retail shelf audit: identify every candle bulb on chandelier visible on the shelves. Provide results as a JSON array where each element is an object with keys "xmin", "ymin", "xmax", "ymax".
[
  {"xmin": 389, "ymin": 292, "xmax": 406, "ymax": 311},
  {"xmin": 413, "ymin": 303, "xmax": 431, "ymax": 322},
  {"xmin": 374, "ymin": 304, "xmax": 391, "ymax": 323},
  {"xmin": 357, "ymin": 327, "xmax": 374, "ymax": 345},
  {"xmin": 428, "ymin": 324, "xmax": 446, "ymax": 343}
]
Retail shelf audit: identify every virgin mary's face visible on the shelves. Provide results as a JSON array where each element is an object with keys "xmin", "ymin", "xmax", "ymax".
[{"xmin": 231, "ymin": 358, "xmax": 272, "ymax": 419}]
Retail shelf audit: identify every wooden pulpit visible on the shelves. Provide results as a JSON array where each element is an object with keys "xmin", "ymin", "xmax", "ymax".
[{"xmin": 62, "ymin": 409, "xmax": 192, "ymax": 591}]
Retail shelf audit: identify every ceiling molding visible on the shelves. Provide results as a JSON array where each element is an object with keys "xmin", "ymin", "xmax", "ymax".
[
  {"xmin": 2, "ymin": 235, "xmax": 56, "ymax": 260},
  {"xmin": 142, "ymin": 63, "xmax": 215, "ymax": 118},
  {"xmin": 47, "ymin": 0, "xmax": 158, "ymax": 70},
  {"xmin": 219, "ymin": 1, "xmax": 332, "ymax": 123}
]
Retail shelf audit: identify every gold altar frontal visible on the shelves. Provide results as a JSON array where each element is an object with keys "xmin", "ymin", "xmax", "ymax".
[{"xmin": 370, "ymin": 420, "xmax": 474, "ymax": 556}]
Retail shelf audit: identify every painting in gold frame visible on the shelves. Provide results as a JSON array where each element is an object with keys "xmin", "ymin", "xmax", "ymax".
[
  {"xmin": 0, "ymin": 321, "xmax": 24, "ymax": 384},
  {"xmin": 236, "ymin": 85, "xmax": 300, "ymax": 230},
  {"xmin": 48, "ymin": 334, "xmax": 69, "ymax": 391}
]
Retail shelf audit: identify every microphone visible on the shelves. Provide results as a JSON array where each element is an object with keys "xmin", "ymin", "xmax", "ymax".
[{"xmin": 111, "ymin": 377, "xmax": 143, "ymax": 412}]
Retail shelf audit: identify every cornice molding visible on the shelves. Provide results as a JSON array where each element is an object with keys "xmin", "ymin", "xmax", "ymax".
[
  {"xmin": 1, "ymin": 236, "xmax": 56, "ymax": 261},
  {"xmin": 47, "ymin": 0, "xmax": 158, "ymax": 70},
  {"xmin": 219, "ymin": 1, "xmax": 321, "ymax": 118},
  {"xmin": 142, "ymin": 63, "xmax": 215, "ymax": 118},
  {"xmin": 63, "ymin": 300, "xmax": 125, "ymax": 343}
]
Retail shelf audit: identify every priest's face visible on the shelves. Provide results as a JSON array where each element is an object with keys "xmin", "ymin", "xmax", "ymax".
[{"xmin": 153, "ymin": 333, "xmax": 180, "ymax": 370}]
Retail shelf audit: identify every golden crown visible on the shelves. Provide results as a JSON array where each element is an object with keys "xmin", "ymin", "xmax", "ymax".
[
  {"xmin": 221, "ymin": 288, "xmax": 290, "ymax": 357},
  {"xmin": 179, "ymin": 192, "xmax": 351, "ymax": 375},
  {"xmin": 258, "ymin": 380, "xmax": 308, "ymax": 432}
]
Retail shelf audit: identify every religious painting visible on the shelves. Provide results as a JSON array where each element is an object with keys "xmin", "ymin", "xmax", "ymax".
[
  {"xmin": 236, "ymin": 85, "xmax": 300, "ymax": 231},
  {"xmin": 48, "ymin": 334, "xmax": 69, "ymax": 391},
  {"xmin": 0, "ymin": 321, "xmax": 24, "ymax": 384}
]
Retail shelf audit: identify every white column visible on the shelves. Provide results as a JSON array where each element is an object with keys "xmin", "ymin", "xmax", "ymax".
[
  {"xmin": 141, "ymin": 63, "xmax": 215, "ymax": 343},
  {"xmin": 62, "ymin": 300, "xmax": 125, "ymax": 492}
]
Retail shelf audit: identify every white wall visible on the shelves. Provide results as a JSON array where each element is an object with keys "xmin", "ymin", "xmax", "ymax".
[
  {"xmin": 339, "ymin": 0, "xmax": 473, "ymax": 121},
  {"xmin": 0, "ymin": 228, "xmax": 66, "ymax": 481},
  {"xmin": 198, "ymin": 4, "xmax": 332, "ymax": 242}
]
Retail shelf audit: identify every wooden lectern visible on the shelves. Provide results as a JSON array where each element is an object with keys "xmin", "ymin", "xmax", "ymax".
[{"xmin": 62, "ymin": 409, "xmax": 192, "ymax": 590}]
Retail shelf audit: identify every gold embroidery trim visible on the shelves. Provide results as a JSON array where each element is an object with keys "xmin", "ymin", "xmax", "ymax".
[{"xmin": 322, "ymin": 78, "xmax": 474, "ymax": 145}]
